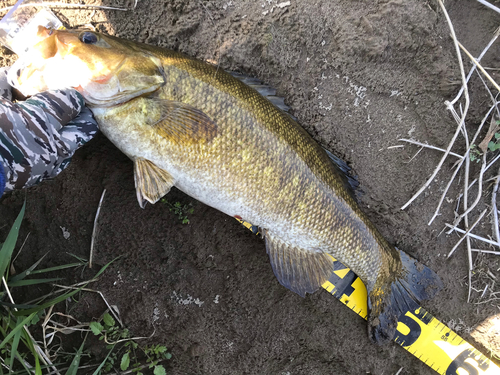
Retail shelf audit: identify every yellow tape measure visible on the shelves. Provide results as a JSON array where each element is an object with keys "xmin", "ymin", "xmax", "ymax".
[{"xmin": 236, "ymin": 218, "xmax": 500, "ymax": 375}]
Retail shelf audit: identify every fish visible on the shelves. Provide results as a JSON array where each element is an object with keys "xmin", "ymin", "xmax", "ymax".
[{"xmin": 12, "ymin": 27, "xmax": 443, "ymax": 344}]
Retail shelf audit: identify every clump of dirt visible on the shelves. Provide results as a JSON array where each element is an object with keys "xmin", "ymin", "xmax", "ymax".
[{"xmin": 1, "ymin": 0, "xmax": 500, "ymax": 374}]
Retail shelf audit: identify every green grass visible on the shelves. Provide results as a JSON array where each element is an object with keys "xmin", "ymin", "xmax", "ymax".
[
  {"xmin": 0, "ymin": 201, "xmax": 91, "ymax": 374},
  {"xmin": 0, "ymin": 202, "xmax": 172, "ymax": 374},
  {"xmin": 161, "ymin": 199, "xmax": 194, "ymax": 224}
]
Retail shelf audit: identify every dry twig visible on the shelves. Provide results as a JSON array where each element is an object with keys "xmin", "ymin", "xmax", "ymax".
[
  {"xmin": 458, "ymin": 41, "xmax": 500, "ymax": 93},
  {"xmin": 90, "ymin": 188, "xmax": 106, "ymax": 269},
  {"xmin": 447, "ymin": 209, "xmax": 488, "ymax": 258},
  {"xmin": 0, "ymin": 2, "xmax": 129, "ymax": 12},
  {"xmin": 398, "ymin": 138, "xmax": 463, "ymax": 159},
  {"xmin": 446, "ymin": 224, "xmax": 499, "ymax": 246},
  {"xmin": 2, "ymin": 276, "xmax": 60, "ymax": 375},
  {"xmin": 492, "ymin": 169, "xmax": 500, "ymax": 245},
  {"xmin": 401, "ymin": 0, "xmax": 470, "ymax": 211},
  {"xmin": 449, "ymin": 25, "xmax": 500, "ymax": 106},
  {"xmin": 476, "ymin": 0, "xmax": 500, "ymax": 14}
]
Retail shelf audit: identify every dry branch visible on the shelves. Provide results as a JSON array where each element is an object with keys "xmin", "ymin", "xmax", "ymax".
[{"xmin": 401, "ymin": 0, "xmax": 470, "ymax": 211}]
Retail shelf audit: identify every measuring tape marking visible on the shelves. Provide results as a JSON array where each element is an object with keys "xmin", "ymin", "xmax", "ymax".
[
  {"xmin": 234, "ymin": 218, "xmax": 499, "ymax": 374},
  {"xmin": 321, "ymin": 254, "xmax": 498, "ymax": 374}
]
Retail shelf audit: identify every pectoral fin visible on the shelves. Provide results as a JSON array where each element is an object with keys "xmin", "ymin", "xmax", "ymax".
[
  {"xmin": 145, "ymin": 99, "xmax": 218, "ymax": 144},
  {"xmin": 134, "ymin": 157, "xmax": 175, "ymax": 208},
  {"xmin": 265, "ymin": 232, "xmax": 333, "ymax": 297}
]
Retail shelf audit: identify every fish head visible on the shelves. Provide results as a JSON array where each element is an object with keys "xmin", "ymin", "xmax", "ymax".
[{"xmin": 14, "ymin": 27, "xmax": 165, "ymax": 107}]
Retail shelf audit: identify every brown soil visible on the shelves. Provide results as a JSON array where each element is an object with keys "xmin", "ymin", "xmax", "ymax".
[{"xmin": 2, "ymin": 0, "xmax": 500, "ymax": 374}]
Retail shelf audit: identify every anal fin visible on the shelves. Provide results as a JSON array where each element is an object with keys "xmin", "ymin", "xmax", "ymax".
[
  {"xmin": 265, "ymin": 232, "xmax": 333, "ymax": 297},
  {"xmin": 134, "ymin": 157, "xmax": 175, "ymax": 208}
]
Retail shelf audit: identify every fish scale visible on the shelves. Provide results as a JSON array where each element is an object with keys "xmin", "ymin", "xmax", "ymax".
[{"xmin": 14, "ymin": 27, "xmax": 442, "ymax": 344}]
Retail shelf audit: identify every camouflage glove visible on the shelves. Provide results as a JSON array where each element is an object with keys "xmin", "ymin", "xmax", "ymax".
[{"xmin": 0, "ymin": 67, "xmax": 98, "ymax": 194}]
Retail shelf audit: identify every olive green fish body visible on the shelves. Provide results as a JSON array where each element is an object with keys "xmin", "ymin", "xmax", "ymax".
[
  {"xmin": 94, "ymin": 54, "xmax": 387, "ymax": 288},
  {"xmin": 14, "ymin": 29, "xmax": 442, "ymax": 344}
]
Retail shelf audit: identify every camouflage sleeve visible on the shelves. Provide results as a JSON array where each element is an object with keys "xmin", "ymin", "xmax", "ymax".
[
  {"xmin": 0, "ymin": 160, "xmax": 5, "ymax": 196},
  {"xmin": 0, "ymin": 89, "xmax": 99, "ymax": 192}
]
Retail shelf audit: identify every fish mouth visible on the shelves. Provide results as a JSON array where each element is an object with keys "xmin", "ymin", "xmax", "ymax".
[
  {"xmin": 82, "ymin": 54, "xmax": 166, "ymax": 108},
  {"xmin": 12, "ymin": 28, "xmax": 166, "ymax": 108},
  {"xmin": 81, "ymin": 71, "xmax": 165, "ymax": 108}
]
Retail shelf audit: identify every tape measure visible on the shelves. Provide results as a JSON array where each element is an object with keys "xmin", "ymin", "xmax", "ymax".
[{"xmin": 235, "ymin": 218, "xmax": 500, "ymax": 375}]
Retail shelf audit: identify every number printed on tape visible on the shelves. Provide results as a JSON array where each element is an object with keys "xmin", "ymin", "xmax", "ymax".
[
  {"xmin": 321, "ymin": 254, "xmax": 499, "ymax": 375},
  {"xmin": 237, "ymin": 218, "xmax": 500, "ymax": 375}
]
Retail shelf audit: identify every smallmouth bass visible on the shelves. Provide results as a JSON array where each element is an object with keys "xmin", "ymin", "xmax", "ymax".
[{"xmin": 13, "ymin": 27, "xmax": 442, "ymax": 344}]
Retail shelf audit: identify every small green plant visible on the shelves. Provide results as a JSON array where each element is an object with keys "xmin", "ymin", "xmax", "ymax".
[
  {"xmin": 90, "ymin": 312, "xmax": 171, "ymax": 374},
  {"xmin": 469, "ymin": 144, "xmax": 482, "ymax": 163},
  {"xmin": 143, "ymin": 344, "xmax": 172, "ymax": 373},
  {"xmin": 161, "ymin": 199, "xmax": 194, "ymax": 224},
  {"xmin": 488, "ymin": 133, "xmax": 500, "ymax": 152}
]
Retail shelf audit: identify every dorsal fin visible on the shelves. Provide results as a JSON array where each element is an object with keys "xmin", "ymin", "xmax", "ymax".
[
  {"xmin": 265, "ymin": 232, "xmax": 333, "ymax": 297},
  {"xmin": 323, "ymin": 147, "xmax": 359, "ymax": 200},
  {"xmin": 229, "ymin": 71, "xmax": 295, "ymax": 118},
  {"xmin": 229, "ymin": 71, "xmax": 359, "ymax": 198}
]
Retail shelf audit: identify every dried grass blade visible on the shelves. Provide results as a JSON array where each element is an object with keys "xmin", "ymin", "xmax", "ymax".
[{"xmin": 447, "ymin": 209, "xmax": 488, "ymax": 258}]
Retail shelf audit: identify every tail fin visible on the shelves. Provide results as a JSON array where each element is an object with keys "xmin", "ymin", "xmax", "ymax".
[{"xmin": 368, "ymin": 249, "xmax": 443, "ymax": 344}]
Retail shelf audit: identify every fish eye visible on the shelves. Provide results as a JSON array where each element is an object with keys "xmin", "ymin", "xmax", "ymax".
[{"xmin": 79, "ymin": 32, "xmax": 98, "ymax": 44}]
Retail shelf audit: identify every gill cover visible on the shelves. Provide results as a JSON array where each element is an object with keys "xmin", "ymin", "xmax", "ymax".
[{"xmin": 13, "ymin": 27, "xmax": 165, "ymax": 107}]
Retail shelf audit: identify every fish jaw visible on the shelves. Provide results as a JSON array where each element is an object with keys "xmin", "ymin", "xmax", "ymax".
[
  {"xmin": 16, "ymin": 28, "xmax": 444, "ymax": 346},
  {"xmin": 13, "ymin": 28, "xmax": 166, "ymax": 107},
  {"xmin": 79, "ymin": 57, "xmax": 166, "ymax": 107}
]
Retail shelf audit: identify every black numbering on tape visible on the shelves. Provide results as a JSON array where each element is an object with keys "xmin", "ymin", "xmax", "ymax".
[
  {"xmin": 394, "ymin": 306, "xmax": 431, "ymax": 347},
  {"xmin": 329, "ymin": 260, "xmax": 357, "ymax": 298},
  {"xmin": 446, "ymin": 349, "xmax": 489, "ymax": 375}
]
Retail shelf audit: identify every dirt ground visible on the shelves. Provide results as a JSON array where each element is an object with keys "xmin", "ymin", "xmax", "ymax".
[{"xmin": 2, "ymin": 0, "xmax": 500, "ymax": 374}]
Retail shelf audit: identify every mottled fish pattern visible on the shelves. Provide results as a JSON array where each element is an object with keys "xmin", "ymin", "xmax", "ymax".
[{"xmin": 13, "ymin": 29, "xmax": 442, "ymax": 344}]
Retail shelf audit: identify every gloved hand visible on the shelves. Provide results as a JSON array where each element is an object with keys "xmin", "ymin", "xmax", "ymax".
[{"xmin": 0, "ymin": 67, "xmax": 98, "ymax": 194}]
